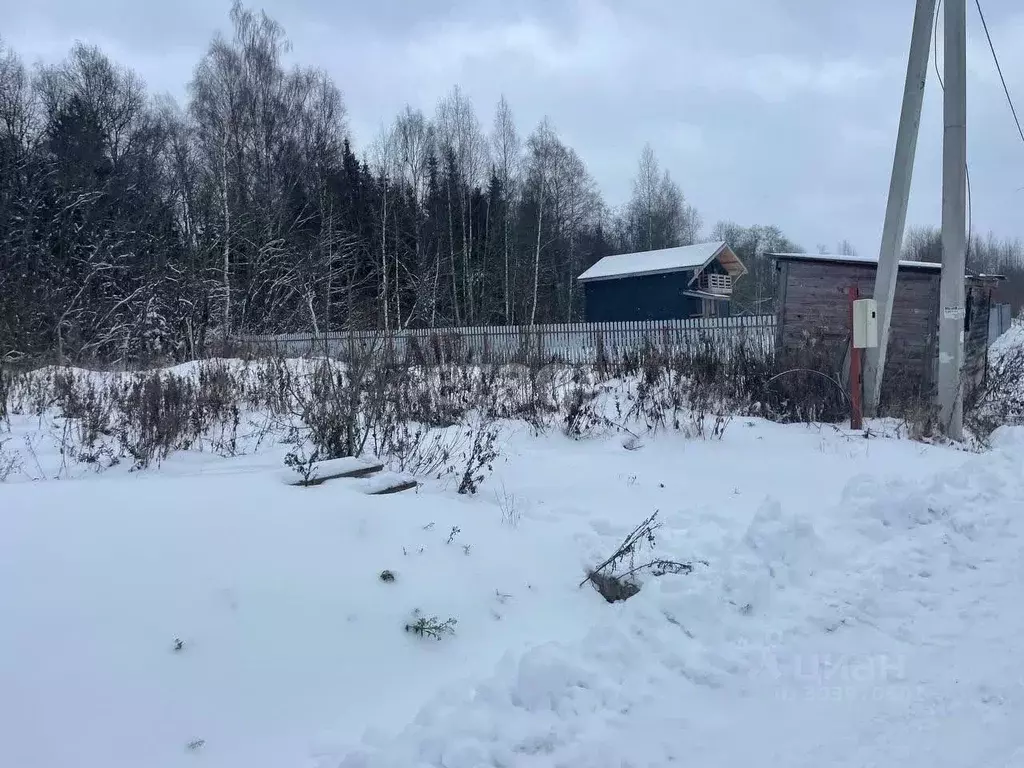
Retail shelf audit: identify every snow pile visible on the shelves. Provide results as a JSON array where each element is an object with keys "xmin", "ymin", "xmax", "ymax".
[
  {"xmin": 989, "ymin": 318, "xmax": 1024, "ymax": 360},
  {"xmin": 333, "ymin": 438, "xmax": 1024, "ymax": 768}
]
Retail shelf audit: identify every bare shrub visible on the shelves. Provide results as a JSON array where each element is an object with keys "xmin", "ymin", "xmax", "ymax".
[
  {"xmin": 0, "ymin": 367, "xmax": 13, "ymax": 479},
  {"xmin": 562, "ymin": 375, "xmax": 605, "ymax": 439},
  {"xmin": 580, "ymin": 511, "xmax": 705, "ymax": 603},
  {"xmin": 620, "ymin": 333, "xmax": 766, "ymax": 440},
  {"xmin": 19, "ymin": 362, "xmax": 258, "ymax": 471},
  {"xmin": 293, "ymin": 355, "xmax": 377, "ymax": 460},
  {"xmin": 876, "ymin": 363, "xmax": 942, "ymax": 442},
  {"xmin": 489, "ymin": 364, "xmax": 560, "ymax": 434},
  {"xmin": 594, "ymin": 333, "xmax": 610, "ymax": 377},
  {"xmin": 280, "ymin": 338, "xmax": 505, "ymax": 491},
  {"xmin": 117, "ymin": 373, "xmax": 203, "ymax": 468},
  {"xmin": 3, "ymin": 367, "xmax": 55, "ymax": 417},
  {"xmin": 0, "ymin": 367, "xmax": 9, "ymax": 424},
  {"xmin": 283, "ymin": 444, "xmax": 321, "ymax": 486},
  {"xmin": 0, "ymin": 437, "xmax": 20, "ymax": 481},
  {"xmin": 965, "ymin": 345, "xmax": 1024, "ymax": 444},
  {"xmin": 494, "ymin": 482, "xmax": 522, "ymax": 527},
  {"xmin": 247, "ymin": 356, "xmax": 296, "ymax": 414},
  {"xmin": 454, "ymin": 418, "xmax": 500, "ymax": 495}
]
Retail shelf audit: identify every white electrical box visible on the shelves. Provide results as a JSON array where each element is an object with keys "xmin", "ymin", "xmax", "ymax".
[{"xmin": 852, "ymin": 298, "xmax": 878, "ymax": 349}]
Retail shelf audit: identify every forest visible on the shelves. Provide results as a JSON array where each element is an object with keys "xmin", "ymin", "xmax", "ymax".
[{"xmin": 1, "ymin": 1, "xmax": 1021, "ymax": 365}]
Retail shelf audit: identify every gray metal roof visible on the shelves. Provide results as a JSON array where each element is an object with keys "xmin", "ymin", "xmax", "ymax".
[
  {"xmin": 578, "ymin": 241, "xmax": 741, "ymax": 283},
  {"xmin": 770, "ymin": 252, "xmax": 942, "ymax": 271}
]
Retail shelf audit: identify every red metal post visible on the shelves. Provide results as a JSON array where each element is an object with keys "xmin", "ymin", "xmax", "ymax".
[{"xmin": 849, "ymin": 285, "xmax": 863, "ymax": 430}]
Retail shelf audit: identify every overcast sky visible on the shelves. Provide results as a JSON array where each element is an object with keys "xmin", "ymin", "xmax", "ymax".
[{"xmin": 3, "ymin": 0, "xmax": 1023, "ymax": 255}]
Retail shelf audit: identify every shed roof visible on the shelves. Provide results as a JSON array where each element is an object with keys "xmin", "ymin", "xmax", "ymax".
[
  {"xmin": 773, "ymin": 253, "xmax": 1006, "ymax": 289},
  {"xmin": 578, "ymin": 241, "xmax": 745, "ymax": 283},
  {"xmin": 770, "ymin": 252, "xmax": 942, "ymax": 272}
]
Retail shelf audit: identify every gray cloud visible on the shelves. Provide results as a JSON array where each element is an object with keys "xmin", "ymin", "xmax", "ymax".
[{"xmin": 3, "ymin": 0, "xmax": 1022, "ymax": 255}]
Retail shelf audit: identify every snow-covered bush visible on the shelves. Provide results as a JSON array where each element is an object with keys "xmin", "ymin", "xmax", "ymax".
[{"xmin": 965, "ymin": 341, "xmax": 1024, "ymax": 444}]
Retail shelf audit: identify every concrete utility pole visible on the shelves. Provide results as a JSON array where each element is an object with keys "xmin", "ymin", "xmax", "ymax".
[
  {"xmin": 937, "ymin": 0, "xmax": 968, "ymax": 439},
  {"xmin": 864, "ymin": 0, "xmax": 936, "ymax": 416}
]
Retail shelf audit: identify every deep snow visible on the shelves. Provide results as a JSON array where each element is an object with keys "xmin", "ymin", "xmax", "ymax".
[{"xmin": 3, "ymin": 387, "xmax": 1024, "ymax": 767}]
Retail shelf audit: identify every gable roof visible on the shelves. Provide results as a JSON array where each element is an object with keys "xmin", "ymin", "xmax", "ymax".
[{"xmin": 577, "ymin": 241, "xmax": 746, "ymax": 283}]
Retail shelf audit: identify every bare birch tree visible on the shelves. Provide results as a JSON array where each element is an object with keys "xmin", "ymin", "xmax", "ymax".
[
  {"xmin": 370, "ymin": 123, "xmax": 399, "ymax": 329},
  {"xmin": 434, "ymin": 86, "xmax": 488, "ymax": 324},
  {"xmin": 524, "ymin": 117, "xmax": 561, "ymax": 325},
  {"xmin": 623, "ymin": 143, "xmax": 700, "ymax": 252},
  {"xmin": 491, "ymin": 95, "xmax": 521, "ymax": 324},
  {"xmin": 392, "ymin": 105, "xmax": 434, "ymax": 326}
]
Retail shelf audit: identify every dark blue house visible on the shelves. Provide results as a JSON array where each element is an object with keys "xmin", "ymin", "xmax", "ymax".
[{"xmin": 577, "ymin": 241, "xmax": 748, "ymax": 322}]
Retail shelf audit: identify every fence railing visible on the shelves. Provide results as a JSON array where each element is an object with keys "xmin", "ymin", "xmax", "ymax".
[{"xmin": 230, "ymin": 315, "xmax": 777, "ymax": 366}]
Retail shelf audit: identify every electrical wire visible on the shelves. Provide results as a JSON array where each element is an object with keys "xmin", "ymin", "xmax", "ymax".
[{"xmin": 974, "ymin": 0, "xmax": 1024, "ymax": 146}]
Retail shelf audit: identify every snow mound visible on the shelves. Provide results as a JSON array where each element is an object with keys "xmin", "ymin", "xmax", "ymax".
[
  {"xmin": 989, "ymin": 320, "xmax": 1024, "ymax": 358},
  {"xmin": 331, "ymin": 441, "xmax": 1024, "ymax": 768},
  {"xmin": 989, "ymin": 424, "xmax": 1024, "ymax": 451}
]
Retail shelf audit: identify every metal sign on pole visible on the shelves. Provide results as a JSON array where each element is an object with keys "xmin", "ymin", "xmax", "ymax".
[
  {"xmin": 864, "ymin": 0, "xmax": 936, "ymax": 417},
  {"xmin": 937, "ymin": 0, "xmax": 968, "ymax": 439}
]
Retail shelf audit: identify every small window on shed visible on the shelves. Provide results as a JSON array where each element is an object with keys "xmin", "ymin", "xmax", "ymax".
[{"xmin": 702, "ymin": 298, "xmax": 718, "ymax": 318}]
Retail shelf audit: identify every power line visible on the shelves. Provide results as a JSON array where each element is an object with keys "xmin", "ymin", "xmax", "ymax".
[
  {"xmin": 974, "ymin": 0, "xmax": 1024, "ymax": 145},
  {"xmin": 966, "ymin": 161, "xmax": 973, "ymax": 266}
]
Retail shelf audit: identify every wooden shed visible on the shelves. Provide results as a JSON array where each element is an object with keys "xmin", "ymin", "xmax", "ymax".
[
  {"xmin": 771, "ymin": 252, "xmax": 1001, "ymax": 404},
  {"xmin": 577, "ymin": 241, "xmax": 748, "ymax": 322}
]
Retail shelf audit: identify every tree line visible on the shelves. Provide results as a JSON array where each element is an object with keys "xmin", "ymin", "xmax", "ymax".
[
  {"xmin": 1, "ymin": 2, "xmax": 1019, "ymax": 366},
  {"xmin": 902, "ymin": 227, "xmax": 1024, "ymax": 310},
  {"xmin": 0, "ymin": 2, "xmax": 802, "ymax": 364}
]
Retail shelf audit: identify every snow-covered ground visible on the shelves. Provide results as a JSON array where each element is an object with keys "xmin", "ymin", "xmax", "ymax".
[{"xmin": 3, "ymin": 368, "xmax": 1024, "ymax": 767}]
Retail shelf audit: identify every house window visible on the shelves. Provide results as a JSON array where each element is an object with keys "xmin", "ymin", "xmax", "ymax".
[{"xmin": 702, "ymin": 298, "xmax": 718, "ymax": 317}]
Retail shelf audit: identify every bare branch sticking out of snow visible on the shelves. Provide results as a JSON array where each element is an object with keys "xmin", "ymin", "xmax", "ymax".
[
  {"xmin": 580, "ymin": 511, "xmax": 706, "ymax": 603},
  {"xmin": 404, "ymin": 610, "xmax": 457, "ymax": 641}
]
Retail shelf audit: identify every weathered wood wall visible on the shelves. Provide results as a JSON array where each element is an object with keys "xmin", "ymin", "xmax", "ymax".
[
  {"xmin": 776, "ymin": 258, "xmax": 1000, "ymax": 406},
  {"xmin": 775, "ymin": 258, "xmax": 940, "ymax": 401}
]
